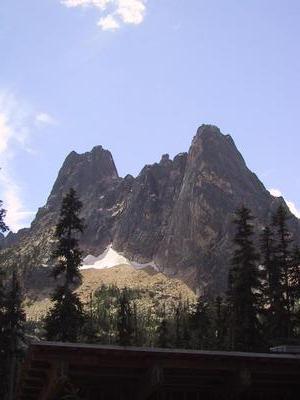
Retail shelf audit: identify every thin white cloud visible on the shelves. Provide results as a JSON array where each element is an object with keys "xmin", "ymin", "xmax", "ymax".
[
  {"xmin": 0, "ymin": 113, "xmax": 11, "ymax": 154},
  {"xmin": 61, "ymin": 0, "xmax": 147, "ymax": 31},
  {"xmin": 0, "ymin": 171, "xmax": 35, "ymax": 232},
  {"xmin": 269, "ymin": 188, "xmax": 300, "ymax": 219},
  {"xmin": 286, "ymin": 201, "xmax": 300, "ymax": 219},
  {"xmin": 269, "ymin": 188, "xmax": 282, "ymax": 198},
  {"xmin": 0, "ymin": 91, "xmax": 22, "ymax": 155},
  {"xmin": 0, "ymin": 90, "xmax": 51, "ymax": 231},
  {"xmin": 98, "ymin": 14, "xmax": 120, "ymax": 30},
  {"xmin": 0, "ymin": 90, "xmax": 35, "ymax": 154},
  {"xmin": 35, "ymin": 112, "xmax": 57, "ymax": 126}
]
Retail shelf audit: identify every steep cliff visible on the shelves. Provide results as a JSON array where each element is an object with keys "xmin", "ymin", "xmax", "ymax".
[
  {"xmin": 1, "ymin": 125, "xmax": 299, "ymax": 294},
  {"xmin": 155, "ymin": 125, "xmax": 298, "ymax": 291}
]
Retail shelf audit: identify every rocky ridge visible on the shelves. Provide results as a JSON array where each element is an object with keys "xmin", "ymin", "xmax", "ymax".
[{"xmin": 1, "ymin": 125, "xmax": 299, "ymax": 295}]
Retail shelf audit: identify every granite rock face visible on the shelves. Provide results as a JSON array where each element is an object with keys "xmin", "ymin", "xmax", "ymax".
[
  {"xmin": 154, "ymin": 126, "xmax": 297, "ymax": 291},
  {"xmin": 113, "ymin": 152, "xmax": 187, "ymax": 261},
  {"xmin": 2, "ymin": 125, "xmax": 299, "ymax": 293}
]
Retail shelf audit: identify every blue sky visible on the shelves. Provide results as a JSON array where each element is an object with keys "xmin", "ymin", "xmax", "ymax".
[{"xmin": 0, "ymin": 0, "xmax": 300, "ymax": 231}]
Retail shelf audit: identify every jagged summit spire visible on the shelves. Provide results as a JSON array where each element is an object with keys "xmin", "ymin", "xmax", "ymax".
[
  {"xmin": 91, "ymin": 145, "xmax": 104, "ymax": 152},
  {"xmin": 188, "ymin": 124, "xmax": 246, "ymax": 170},
  {"xmin": 197, "ymin": 124, "xmax": 221, "ymax": 135},
  {"xmin": 48, "ymin": 145, "xmax": 119, "ymax": 208},
  {"xmin": 63, "ymin": 145, "xmax": 118, "ymax": 178},
  {"xmin": 193, "ymin": 124, "xmax": 228, "ymax": 145},
  {"xmin": 194, "ymin": 124, "xmax": 235, "ymax": 146}
]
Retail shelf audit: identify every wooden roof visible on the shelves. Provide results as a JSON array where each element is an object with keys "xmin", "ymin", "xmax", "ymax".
[{"xmin": 17, "ymin": 342, "xmax": 300, "ymax": 400}]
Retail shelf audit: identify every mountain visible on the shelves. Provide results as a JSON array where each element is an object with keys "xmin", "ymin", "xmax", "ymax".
[{"xmin": 1, "ymin": 124, "xmax": 299, "ymax": 295}]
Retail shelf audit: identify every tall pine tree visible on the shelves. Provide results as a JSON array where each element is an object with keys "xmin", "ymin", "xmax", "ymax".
[
  {"xmin": 211, "ymin": 296, "xmax": 228, "ymax": 350},
  {"xmin": 156, "ymin": 304, "xmax": 171, "ymax": 348},
  {"xmin": 0, "ymin": 200, "xmax": 8, "ymax": 234},
  {"xmin": 156, "ymin": 319, "xmax": 170, "ymax": 348},
  {"xmin": 272, "ymin": 205, "xmax": 293, "ymax": 338},
  {"xmin": 227, "ymin": 206, "xmax": 261, "ymax": 351},
  {"xmin": 5, "ymin": 270, "xmax": 26, "ymax": 400},
  {"xmin": 0, "ymin": 200, "xmax": 9, "ymax": 399},
  {"xmin": 290, "ymin": 246, "xmax": 300, "ymax": 337},
  {"xmin": 117, "ymin": 288, "xmax": 134, "ymax": 346},
  {"xmin": 52, "ymin": 188, "xmax": 84, "ymax": 285},
  {"xmin": 260, "ymin": 225, "xmax": 285, "ymax": 343},
  {"xmin": 45, "ymin": 188, "xmax": 85, "ymax": 342},
  {"xmin": 190, "ymin": 297, "xmax": 212, "ymax": 350}
]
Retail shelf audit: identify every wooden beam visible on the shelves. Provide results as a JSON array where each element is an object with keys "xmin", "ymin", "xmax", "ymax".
[
  {"xmin": 17, "ymin": 342, "xmax": 300, "ymax": 400},
  {"xmin": 39, "ymin": 360, "xmax": 69, "ymax": 400},
  {"xmin": 137, "ymin": 365, "xmax": 164, "ymax": 400}
]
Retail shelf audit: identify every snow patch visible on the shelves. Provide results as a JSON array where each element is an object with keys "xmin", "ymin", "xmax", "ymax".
[
  {"xmin": 81, "ymin": 245, "xmax": 130, "ymax": 270},
  {"xmin": 81, "ymin": 244, "xmax": 159, "ymax": 271}
]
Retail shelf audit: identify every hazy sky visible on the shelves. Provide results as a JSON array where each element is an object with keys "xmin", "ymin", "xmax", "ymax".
[{"xmin": 1, "ymin": 0, "xmax": 300, "ymax": 231}]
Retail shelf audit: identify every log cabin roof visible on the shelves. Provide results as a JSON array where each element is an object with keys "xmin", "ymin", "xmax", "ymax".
[{"xmin": 17, "ymin": 341, "xmax": 300, "ymax": 400}]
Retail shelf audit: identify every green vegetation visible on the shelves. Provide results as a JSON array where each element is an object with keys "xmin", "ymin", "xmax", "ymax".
[
  {"xmin": 227, "ymin": 206, "xmax": 261, "ymax": 351},
  {"xmin": 2, "ymin": 190, "xmax": 300, "ymax": 399},
  {"xmin": 81, "ymin": 284, "xmax": 193, "ymax": 348},
  {"xmin": 36, "ymin": 200, "xmax": 300, "ymax": 351},
  {"xmin": 0, "ymin": 202, "xmax": 26, "ymax": 400},
  {"xmin": 44, "ymin": 188, "xmax": 85, "ymax": 342}
]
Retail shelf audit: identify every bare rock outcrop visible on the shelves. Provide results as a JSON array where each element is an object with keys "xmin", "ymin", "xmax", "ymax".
[{"xmin": 2, "ymin": 125, "xmax": 299, "ymax": 294}]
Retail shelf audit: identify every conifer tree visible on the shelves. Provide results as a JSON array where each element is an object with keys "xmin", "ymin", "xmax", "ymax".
[
  {"xmin": 212, "ymin": 296, "xmax": 228, "ymax": 350},
  {"xmin": 45, "ymin": 286, "xmax": 84, "ymax": 342},
  {"xmin": 157, "ymin": 318, "xmax": 169, "ymax": 348},
  {"xmin": 45, "ymin": 188, "xmax": 85, "ymax": 342},
  {"xmin": 52, "ymin": 188, "xmax": 84, "ymax": 285},
  {"xmin": 227, "ymin": 206, "xmax": 261, "ymax": 351},
  {"xmin": 5, "ymin": 270, "xmax": 26, "ymax": 400},
  {"xmin": 172, "ymin": 300, "xmax": 192, "ymax": 349},
  {"xmin": 132, "ymin": 302, "xmax": 144, "ymax": 346},
  {"xmin": 117, "ymin": 288, "xmax": 134, "ymax": 346},
  {"xmin": 0, "ymin": 200, "xmax": 8, "ymax": 234},
  {"xmin": 260, "ymin": 226, "xmax": 285, "ymax": 342},
  {"xmin": 272, "ymin": 205, "xmax": 293, "ymax": 338},
  {"xmin": 291, "ymin": 246, "xmax": 300, "ymax": 336},
  {"xmin": 190, "ymin": 297, "xmax": 212, "ymax": 350},
  {"xmin": 83, "ymin": 293, "xmax": 98, "ymax": 344},
  {"xmin": 291, "ymin": 246, "xmax": 300, "ymax": 307},
  {"xmin": 0, "ymin": 200, "xmax": 9, "ymax": 399},
  {"xmin": 156, "ymin": 304, "xmax": 171, "ymax": 348},
  {"xmin": 0, "ymin": 272, "xmax": 8, "ymax": 399}
]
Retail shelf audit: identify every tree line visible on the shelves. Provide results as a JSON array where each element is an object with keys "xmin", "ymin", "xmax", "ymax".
[
  {"xmin": 1, "ymin": 189, "xmax": 300, "ymax": 398},
  {"xmin": 227, "ymin": 205, "xmax": 300, "ymax": 351},
  {"xmin": 43, "ymin": 190, "xmax": 300, "ymax": 351},
  {"xmin": 0, "ymin": 202, "xmax": 25, "ymax": 400}
]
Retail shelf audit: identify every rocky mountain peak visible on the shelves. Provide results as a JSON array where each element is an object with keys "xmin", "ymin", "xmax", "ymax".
[
  {"xmin": 47, "ymin": 145, "xmax": 118, "ymax": 209},
  {"xmin": 160, "ymin": 154, "xmax": 171, "ymax": 165},
  {"xmin": 190, "ymin": 124, "xmax": 223, "ymax": 148},
  {"xmin": 2, "ymin": 124, "xmax": 299, "ymax": 295},
  {"xmin": 196, "ymin": 123, "xmax": 221, "ymax": 137},
  {"xmin": 187, "ymin": 124, "xmax": 248, "ymax": 183}
]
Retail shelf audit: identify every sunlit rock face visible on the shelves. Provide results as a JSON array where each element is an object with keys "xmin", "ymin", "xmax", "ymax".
[
  {"xmin": 2, "ymin": 125, "xmax": 300, "ymax": 294},
  {"xmin": 154, "ymin": 125, "xmax": 288, "ymax": 292},
  {"xmin": 113, "ymin": 151, "xmax": 188, "ymax": 262}
]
